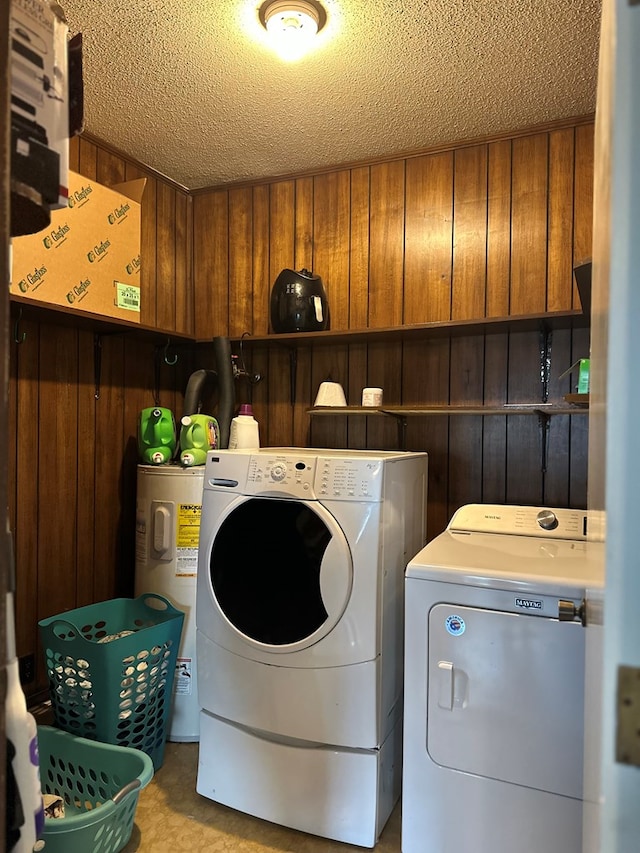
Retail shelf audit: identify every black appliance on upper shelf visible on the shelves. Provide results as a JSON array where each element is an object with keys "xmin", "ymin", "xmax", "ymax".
[{"xmin": 270, "ymin": 268, "xmax": 330, "ymax": 333}]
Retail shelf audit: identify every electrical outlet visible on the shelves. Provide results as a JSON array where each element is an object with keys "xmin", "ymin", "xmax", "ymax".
[{"xmin": 19, "ymin": 653, "xmax": 35, "ymax": 684}]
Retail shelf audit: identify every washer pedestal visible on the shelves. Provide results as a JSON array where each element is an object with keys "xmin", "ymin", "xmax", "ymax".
[{"xmin": 197, "ymin": 710, "xmax": 401, "ymax": 848}]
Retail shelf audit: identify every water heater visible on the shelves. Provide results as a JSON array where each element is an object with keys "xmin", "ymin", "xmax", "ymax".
[{"xmin": 135, "ymin": 464, "xmax": 205, "ymax": 741}]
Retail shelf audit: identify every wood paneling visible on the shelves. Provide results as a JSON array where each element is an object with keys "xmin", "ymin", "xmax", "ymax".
[
  {"xmin": 12, "ymin": 318, "xmax": 40, "ymax": 658},
  {"xmin": 452, "ymin": 147, "xmax": 488, "ymax": 321},
  {"xmin": 349, "ymin": 168, "xmax": 370, "ymax": 330},
  {"xmin": 189, "ymin": 118, "xmax": 591, "ymax": 544},
  {"xmin": 228, "ymin": 187, "xmax": 254, "ymax": 337},
  {"xmin": 269, "ymin": 181, "xmax": 296, "ymax": 294},
  {"xmin": 76, "ymin": 330, "xmax": 97, "ymax": 608},
  {"xmin": 252, "ymin": 185, "xmax": 271, "ymax": 335},
  {"xmin": 10, "ymin": 319, "xmax": 192, "ymax": 696},
  {"xmin": 313, "ymin": 171, "xmax": 351, "ymax": 330},
  {"xmin": 547, "ymin": 129, "xmax": 575, "ymax": 312},
  {"xmin": 294, "ymin": 177, "xmax": 314, "ymax": 274},
  {"xmin": 369, "ymin": 161, "xmax": 405, "ymax": 328},
  {"xmin": 193, "ymin": 190, "xmax": 228, "ymax": 340},
  {"xmin": 405, "ymin": 153, "xmax": 453, "ymax": 324},
  {"xmin": 510, "ymin": 134, "xmax": 548, "ymax": 315},
  {"xmin": 486, "ymin": 141, "xmax": 512, "ymax": 317},
  {"xmin": 573, "ymin": 124, "xmax": 595, "ymax": 308}
]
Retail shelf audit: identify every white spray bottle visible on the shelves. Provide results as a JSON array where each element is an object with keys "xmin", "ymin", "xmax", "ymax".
[{"xmin": 5, "ymin": 529, "xmax": 45, "ymax": 852}]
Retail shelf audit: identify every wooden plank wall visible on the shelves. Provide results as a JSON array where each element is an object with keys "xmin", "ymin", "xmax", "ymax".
[
  {"xmin": 8, "ymin": 136, "xmax": 196, "ymax": 698},
  {"xmin": 194, "ymin": 118, "xmax": 594, "ymax": 539}
]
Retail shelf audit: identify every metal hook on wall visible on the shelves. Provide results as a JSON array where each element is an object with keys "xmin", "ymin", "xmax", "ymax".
[
  {"xmin": 232, "ymin": 333, "xmax": 262, "ymax": 384},
  {"xmin": 14, "ymin": 308, "xmax": 26, "ymax": 344},
  {"xmin": 163, "ymin": 338, "xmax": 178, "ymax": 366},
  {"xmin": 94, "ymin": 334, "xmax": 102, "ymax": 400}
]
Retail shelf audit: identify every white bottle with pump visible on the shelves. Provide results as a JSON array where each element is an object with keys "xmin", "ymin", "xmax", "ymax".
[{"xmin": 228, "ymin": 404, "xmax": 260, "ymax": 449}]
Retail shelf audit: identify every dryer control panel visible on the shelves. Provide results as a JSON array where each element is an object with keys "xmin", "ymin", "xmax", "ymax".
[{"xmin": 448, "ymin": 504, "xmax": 588, "ymax": 540}]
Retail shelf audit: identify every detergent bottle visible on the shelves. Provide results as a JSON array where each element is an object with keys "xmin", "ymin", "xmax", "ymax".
[
  {"xmin": 180, "ymin": 414, "xmax": 220, "ymax": 466},
  {"xmin": 137, "ymin": 407, "xmax": 177, "ymax": 464},
  {"xmin": 228, "ymin": 404, "xmax": 260, "ymax": 450}
]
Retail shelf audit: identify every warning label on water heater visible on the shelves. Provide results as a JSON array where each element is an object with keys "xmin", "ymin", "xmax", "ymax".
[
  {"xmin": 174, "ymin": 658, "xmax": 193, "ymax": 695},
  {"xmin": 176, "ymin": 504, "xmax": 201, "ymax": 576}
]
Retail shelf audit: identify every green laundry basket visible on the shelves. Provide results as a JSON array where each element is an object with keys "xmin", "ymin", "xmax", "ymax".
[
  {"xmin": 39, "ymin": 594, "xmax": 184, "ymax": 770},
  {"xmin": 37, "ymin": 725, "xmax": 153, "ymax": 853}
]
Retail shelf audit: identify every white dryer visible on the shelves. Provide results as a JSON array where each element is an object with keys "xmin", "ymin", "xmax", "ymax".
[
  {"xmin": 402, "ymin": 503, "xmax": 604, "ymax": 853},
  {"xmin": 196, "ymin": 447, "xmax": 428, "ymax": 847}
]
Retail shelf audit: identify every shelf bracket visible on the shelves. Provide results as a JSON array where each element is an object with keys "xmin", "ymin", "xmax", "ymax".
[
  {"xmin": 384, "ymin": 412, "xmax": 408, "ymax": 450},
  {"xmin": 289, "ymin": 348, "xmax": 297, "ymax": 405},
  {"xmin": 539, "ymin": 326, "xmax": 552, "ymax": 403},
  {"xmin": 537, "ymin": 411, "xmax": 551, "ymax": 474},
  {"xmin": 536, "ymin": 323, "xmax": 554, "ymax": 473}
]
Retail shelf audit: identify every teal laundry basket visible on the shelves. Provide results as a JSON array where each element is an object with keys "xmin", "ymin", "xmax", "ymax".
[
  {"xmin": 37, "ymin": 725, "xmax": 153, "ymax": 853},
  {"xmin": 39, "ymin": 594, "xmax": 184, "ymax": 770}
]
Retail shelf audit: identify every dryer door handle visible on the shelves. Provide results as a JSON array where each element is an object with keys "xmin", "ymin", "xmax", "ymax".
[{"xmin": 437, "ymin": 660, "xmax": 454, "ymax": 710}]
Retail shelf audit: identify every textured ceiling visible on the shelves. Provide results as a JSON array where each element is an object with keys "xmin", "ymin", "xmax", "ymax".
[{"xmin": 60, "ymin": 0, "xmax": 601, "ymax": 190}]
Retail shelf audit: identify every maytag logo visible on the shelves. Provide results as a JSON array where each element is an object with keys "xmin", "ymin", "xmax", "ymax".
[{"xmin": 515, "ymin": 598, "xmax": 543, "ymax": 610}]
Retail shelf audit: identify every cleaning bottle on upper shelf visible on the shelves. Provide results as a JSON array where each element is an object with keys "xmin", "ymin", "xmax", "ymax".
[{"xmin": 228, "ymin": 403, "xmax": 260, "ymax": 450}]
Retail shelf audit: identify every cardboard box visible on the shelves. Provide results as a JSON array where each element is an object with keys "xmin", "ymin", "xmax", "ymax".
[{"xmin": 11, "ymin": 170, "xmax": 145, "ymax": 323}]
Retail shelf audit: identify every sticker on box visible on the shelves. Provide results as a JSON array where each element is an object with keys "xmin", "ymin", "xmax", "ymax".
[{"xmin": 115, "ymin": 282, "xmax": 140, "ymax": 313}]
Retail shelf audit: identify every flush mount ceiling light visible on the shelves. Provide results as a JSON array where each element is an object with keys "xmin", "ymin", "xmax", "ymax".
[{"xmin": 259, "ymin": 0, "xmax": 327, "ymax": 59}]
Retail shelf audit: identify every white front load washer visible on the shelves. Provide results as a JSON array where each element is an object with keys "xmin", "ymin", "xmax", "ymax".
[
  {"xmin": 401, "ymin": 503, "xmax": 604, "ymax": 853},
  {"xmin": 195, "ymin": 447, "xmax": 428, "ymax": 847}
]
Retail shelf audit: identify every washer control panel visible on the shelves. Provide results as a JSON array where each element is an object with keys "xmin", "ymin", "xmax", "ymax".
[
  {"xmin": 204, "ymin": 449, "xmax": 387, "ymax": 500},
  {"xmin": 448, "ymin": 504, "xmax": 588, "ymax": 540},
  {"xmin": 247, "ymin": 454, "xmax": 314, "ymax": 492}
]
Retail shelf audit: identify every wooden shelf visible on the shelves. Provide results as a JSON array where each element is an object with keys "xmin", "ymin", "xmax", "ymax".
[
  {"xmin": 308, "ymin": 404, "xmax": 589, "ymax": 417},
  {"xmin": 10, "ymin": 294, "xmax": 194, "ymax": 344},
  {"xmin": 227, "ymin": 309, "xmax": 588, "ymax": 348}
]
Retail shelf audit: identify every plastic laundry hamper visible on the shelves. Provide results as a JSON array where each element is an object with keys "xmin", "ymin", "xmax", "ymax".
[
  {"xmin": 39, "ymin": 594, "xmax": 184, "ymax": 770},
  {"xmin": 37, "ymin": 724, "xmax": 154, "ymax": 853}
]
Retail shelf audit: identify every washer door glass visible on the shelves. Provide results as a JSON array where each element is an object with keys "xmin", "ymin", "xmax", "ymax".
[{"xmin": 210, "ymin": 497, "xmax": 352, "ymax": 648}]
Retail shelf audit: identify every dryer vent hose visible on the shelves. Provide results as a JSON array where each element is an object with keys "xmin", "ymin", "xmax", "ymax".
[
  {"xmin": 182, "ymin": 369, "xmax": 218, "ymax": 420},
  {"xmin": 182, "ymin": 338, "xmax": 236, "ymax": 449},
  {"xmin": 212, "ymin": 336, "xmax": 235, "ymax": 449}
]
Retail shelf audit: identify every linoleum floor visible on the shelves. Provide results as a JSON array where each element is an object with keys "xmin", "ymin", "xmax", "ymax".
[{"xmin": 121, "ymin": 742, "xmax": 402, "ymax": 853}]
